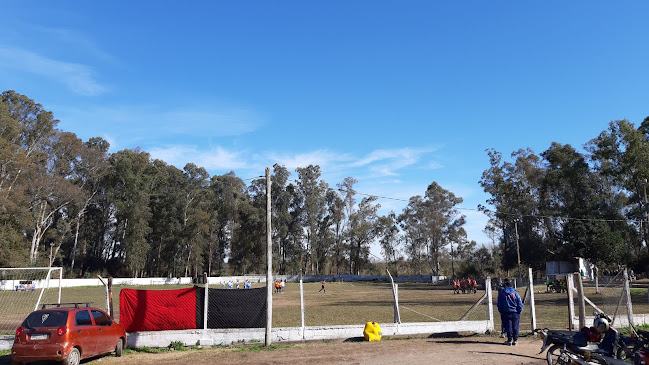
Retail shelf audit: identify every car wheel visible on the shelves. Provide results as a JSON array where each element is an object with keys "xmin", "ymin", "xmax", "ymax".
[
  {"xmin": 115, "ymin": 338, "xmax": 123, "ymax": 357},
  {"xmin": 63, "ymin": 347, "xmax": 81, "ymax": 365},
  {"xmin": 10, "ymin": 357, "xmax": 22, "ymax": 365}
]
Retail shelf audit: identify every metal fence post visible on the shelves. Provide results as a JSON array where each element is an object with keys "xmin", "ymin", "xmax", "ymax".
[{"xmin": 204, "ymin": 272, "xmax": 209, "ymax": 333}]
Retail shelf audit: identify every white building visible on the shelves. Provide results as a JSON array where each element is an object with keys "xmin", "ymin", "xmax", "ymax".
[{"xmin": 546, "ymin": 257, "xmax": 594, "ymax": 280}]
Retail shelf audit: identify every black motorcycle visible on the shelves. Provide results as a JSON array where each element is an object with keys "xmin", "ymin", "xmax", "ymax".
[
  {"xmin": 538, "ymin": 311, "xmax": 628, "ymax": 365},
  {"xmin": 617, "ymin": 328, "xmax": 649, "ymax": 363}
]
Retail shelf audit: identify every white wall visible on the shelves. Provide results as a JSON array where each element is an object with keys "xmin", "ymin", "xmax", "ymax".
[
  {"xmin": 0, "ymin": 277, "xmax": 194, "ymax": 291},
  {"xmin": 126, "ymin": 320, "xmax": 491, "ymax": 348},
  {"xmin": 1, "ymin": 274, "xmax": 450, "ymax": 291}
]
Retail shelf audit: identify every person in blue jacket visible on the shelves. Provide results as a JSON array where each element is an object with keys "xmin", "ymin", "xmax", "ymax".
[{"xmin": 497, "ymin": 278, "xmax": 523, "ymax": 346}]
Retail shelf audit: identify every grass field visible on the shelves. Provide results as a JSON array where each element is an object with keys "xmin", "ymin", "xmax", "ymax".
[{"xmin": 1, "ymin": 280, "xmax": 647, "ymax": 336}]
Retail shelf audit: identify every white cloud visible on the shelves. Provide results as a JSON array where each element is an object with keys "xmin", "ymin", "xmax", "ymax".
[
  {"xmin": 56, "ymin": 103, "xmax": 264, "ymax": 143},
  {"xmin": 350, "ymin": 147, "xmax": 440, "ymax": 177},
  {"xmin": 148, "ymin": 145, "xmax": 248, "ymax": 171},
  {"xmin": 0, "ymin": 46, "xmax": 107, "ymax": 96},
  {"xmin": 267, "ymin": 150, "xmax": 352, "ymax": 171},
  {"xmin": 34, "ymin": 26, "xmax": 116, "ymax": 63}
]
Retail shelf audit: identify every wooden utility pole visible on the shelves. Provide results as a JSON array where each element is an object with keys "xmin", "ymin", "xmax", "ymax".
[
  {"xmin": 515, "ymin": 219, "xmax": 522, "ymax": 285},
  {"xmin": 265, "ymin": 167, "xmax": 273, "ymax": 347}
]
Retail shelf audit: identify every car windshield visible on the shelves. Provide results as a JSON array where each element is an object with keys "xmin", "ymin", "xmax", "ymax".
[{"xmin": 22, "ymin": 311, "xmax": 68, "ymax": 328}]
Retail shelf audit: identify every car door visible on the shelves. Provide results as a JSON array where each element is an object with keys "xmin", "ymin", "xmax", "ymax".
[
  {"xmin": 74, "ymin": 309, "xmax": 97, "ymax": 357},
  {"xmin": 91, "ymin": 309, "xmax": 116, "ymax": 354}
]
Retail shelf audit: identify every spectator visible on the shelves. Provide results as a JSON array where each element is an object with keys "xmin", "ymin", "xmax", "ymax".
[{"xmin": 497, "ymin": 278, "xmax": 523, "ymax": 346}]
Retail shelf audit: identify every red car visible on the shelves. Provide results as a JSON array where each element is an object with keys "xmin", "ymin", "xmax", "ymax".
[{"xmin": 11, "ymin": 303, "xmax": 126, "ymax": 365}]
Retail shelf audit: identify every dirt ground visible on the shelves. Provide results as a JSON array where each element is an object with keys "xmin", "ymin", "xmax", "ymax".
[{"xmin": 1, "ymin": 335, "xmax": 548, "ymax": 365}]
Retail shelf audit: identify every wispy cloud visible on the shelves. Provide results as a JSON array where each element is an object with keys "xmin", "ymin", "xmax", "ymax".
[
  {"xmin": 31, "ymin": 25, "xmax": 117, "ymax": 64},
  {"xmin": 350, "ymin": 147, "xmax": 441, "ymax": 177},
  {"xmin": 56, "ymin": 103, "xmax": 265, "ymax": 145},
  {"xmin": 148, "ymin": 145, "xmax": 248, "ymax": 171},
  {"xmin": 0, "ymin": 46, "xmax": 107, "ymax": 96},
  {"xmin": 267, "ymin": 150, "xmax": 353, "ymax": 171}
]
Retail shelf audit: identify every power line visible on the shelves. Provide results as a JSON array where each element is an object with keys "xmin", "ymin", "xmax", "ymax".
[
  {"xmin": 242, "ymin": 176, "xmax": 264, "ymax": 181},
  {"xmin": 282, "ymin": 178, "xmax": 646, "ymax": 225},
  {"xmin": 337, "ymin": 189, "xmax": 646, "ymax": 225}
]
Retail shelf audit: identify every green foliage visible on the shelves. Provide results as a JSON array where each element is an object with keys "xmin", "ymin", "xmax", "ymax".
[
  {"xmin": 2, "ymin": 89, "xmax": 648, "ymax": 278},
  {"xmin": 169, "ymin": 341, "xmax": 187, "ymax": 351}
]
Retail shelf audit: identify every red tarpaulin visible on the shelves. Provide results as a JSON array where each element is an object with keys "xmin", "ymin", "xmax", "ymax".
[{"xmin": 119, "ymin": 287, "xmax": 197, "ymax": 332}]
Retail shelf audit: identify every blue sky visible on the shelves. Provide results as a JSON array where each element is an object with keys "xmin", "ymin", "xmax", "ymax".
[{"xmin": 1, "ymin": 2, "xmax": 648, "ymax": 256}]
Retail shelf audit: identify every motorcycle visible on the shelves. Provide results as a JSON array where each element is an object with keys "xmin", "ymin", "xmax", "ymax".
[
  {"xmin": 617, "ymin": 328, "xmax": 649, "ymax": 364},
  {"xmin": 538, "ymin": 311, "xmax": 628, "ymax": 365},
  {"xmin": 635, "ymin": 349, "xmax": 649, "ymax": 365}
]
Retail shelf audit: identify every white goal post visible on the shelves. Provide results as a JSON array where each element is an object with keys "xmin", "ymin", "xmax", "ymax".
[{"xmin": 0, "ymin": 267, "xmax": 62, "ymax": 336}]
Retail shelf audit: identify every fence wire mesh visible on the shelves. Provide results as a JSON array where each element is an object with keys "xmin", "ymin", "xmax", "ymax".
[{"xmin": 0, "ymin": 268, "xmax": 62, "ymax": 335}]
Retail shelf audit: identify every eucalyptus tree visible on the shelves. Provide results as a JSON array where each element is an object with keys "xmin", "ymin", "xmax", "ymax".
[
  {"xmin": 336, "ymin": 177, "xmax": 357, "ymax": 273},
  {"xmin": 0, "ymin": 91, "xmax": 76, "ymax": 264},
  {"xmin": 420, "ymin": 182, "xmax": 466, "ymax": 275},
  {"xmin": 348, "ymin": 196, "xmax": 380, "ymax": 274},
  {"xmin": 108, "ymin": 148, "xmax": 153, "ymax": 277},
  {"xmin": 399, "ymin": 196, "xmax": 427, "ymax": 275},
  {"xmin": 210, "ymin": 171, "xmax": 248, "ymax": 274},
  {"xmin": 240, "ymin": 177, "xmax": 269, "ymax": 274},
  {"xmin": 377, "ymin": 212, "xmax": 401, "ymax": 276},
  {"xmin": 271, "ymin": 164, "xmax": 295, "ymax": 274},
  {"xmin": 181, "ymin": 163, "xmax": 211, "ymax": 277},
  {"xmin": 68, "ymin": 137, "xmax": 110, "ymax": 272},
  {"xmin": 295, "ymin": 165, "xmax": 329, "ymax": 274},
  {"xmin": 480, "ymin": 148, "xmax": 546, "ymax": 271},
  {"xmin": 587, "ymin": 119, "xmax": 649, "ymax": 255},
  {"xmin": 0, "ymin": 93, "xmax": 30, "ymax": 266},
  {"xmin": 541, "ymin": 142, "xmax": 630, "ymax": 266},
  {"xmin": 326, "ymin": 187, "xmax": 345, "ymax": 275},
  {"xmin": 147, "ymin": 160, "xmax": 185, "ymax": 276}
]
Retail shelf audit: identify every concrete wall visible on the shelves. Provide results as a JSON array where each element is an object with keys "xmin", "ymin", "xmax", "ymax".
[
  {"xmin": 1, "ymin": 274, "xmax": 449, "ymax": 291},
  {"xmin": 127, "ymin": 320, "xmax": 491, "ymax": 348},
  {"xmin": 0, "ymin": 320, "xmax": 491, "ymax": 351},
  {"xmin": 0, "ymin": 277, "xmax": 194, "ymax": 291},
  {"xmin": 573, "ymin": 314, "xmax": 649, "ymax": 329}
]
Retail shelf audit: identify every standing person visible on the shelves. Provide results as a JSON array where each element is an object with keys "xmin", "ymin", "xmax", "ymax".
[
  {"xmin": 497, "ymin": 278, "xmax": 523, "ymax": 346},
  {"xmin": 281, "ymin": 280, "xmax": 285, "ymax": 293},
  {"xmin": 319, "ymin": 280, "xmax": 326, "ymax": 293}
]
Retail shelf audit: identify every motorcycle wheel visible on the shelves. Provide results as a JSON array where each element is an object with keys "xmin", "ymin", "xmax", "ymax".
[
  {"xmin": 546, "ymin": 345, "xmax": 568, "ymax": 365},
  {"xmin": 617, "ymin": 346, "xmax": 630, "ymax": 361}
]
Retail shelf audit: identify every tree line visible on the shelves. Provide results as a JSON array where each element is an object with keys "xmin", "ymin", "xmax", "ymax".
[{"xmin": 1, "ymin": 90, "xmax": 647, "ymax": 278}]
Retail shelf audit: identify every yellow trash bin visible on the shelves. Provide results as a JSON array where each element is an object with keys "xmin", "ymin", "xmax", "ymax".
[{"xmin": 363, "ymin": 321, "xmax": 382, "ymax": 341}]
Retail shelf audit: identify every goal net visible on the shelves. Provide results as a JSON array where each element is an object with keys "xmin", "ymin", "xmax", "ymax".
[{"xmin": 0, "ymin": 267, "xmax": 62, "ymax": 336}]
